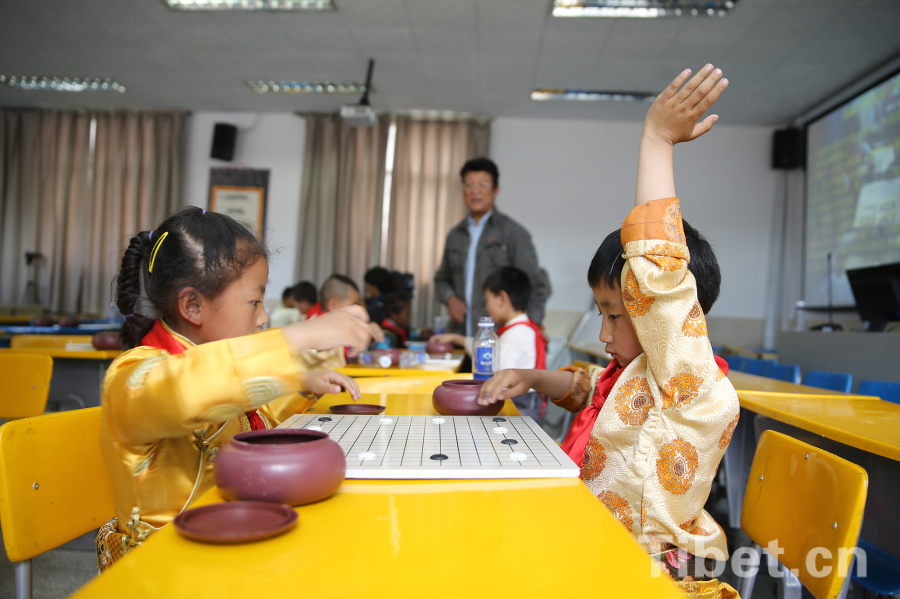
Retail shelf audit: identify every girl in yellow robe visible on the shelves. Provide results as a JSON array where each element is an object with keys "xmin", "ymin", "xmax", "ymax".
[{"xmin": 96, "ymin": 207, "xmax": 372, "ymax": 571}]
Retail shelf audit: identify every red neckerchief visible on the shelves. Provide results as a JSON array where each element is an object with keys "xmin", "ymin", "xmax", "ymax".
[
  {"xmin": 380, "ymin": 318, "xmax": 408, "ymax": 345},
  {"xmin": 560, "ymin": 354, "xmax": 730, "ymax": 467},
  {"xmin": 140, "ymin": 321, "xmax": 267, "ymax": 431},
  {"xmin": 496, "ymin": 317, "xmax": 546, "ymax": 370},
  {"xmin": 305, "ymin": 302, "xmax": 323, "ymax": 320}
]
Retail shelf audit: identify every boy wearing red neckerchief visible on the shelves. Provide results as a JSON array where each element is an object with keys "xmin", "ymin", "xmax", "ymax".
[{"xmin": 479, "ymin": 65, "xmax": 740, "ymax": 596}]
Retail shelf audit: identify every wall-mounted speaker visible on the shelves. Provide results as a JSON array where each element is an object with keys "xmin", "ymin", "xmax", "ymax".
[
  {"xmin": 210, "ymin": 123, "xmax": 238, "ymax": 161},
  {"xmin": 772, "ymin": 127, "xmax": 805, "ymax": 170}
]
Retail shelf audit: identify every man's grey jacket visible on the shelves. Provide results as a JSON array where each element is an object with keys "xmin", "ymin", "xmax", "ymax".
[{"xmin": 434, "ymin": 209, "xmax": 550, "ymax": 335}]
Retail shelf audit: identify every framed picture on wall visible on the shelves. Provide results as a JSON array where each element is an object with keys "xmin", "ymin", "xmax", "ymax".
[{"xmin": 208, "ymin": 168, "xmax": 270, "ymax": 240}]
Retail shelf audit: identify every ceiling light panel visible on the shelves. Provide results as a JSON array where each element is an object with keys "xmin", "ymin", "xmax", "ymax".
[
  {"xmin": 531, "ymin": 89, "xmax": 656, "ymax": 102},
  {"xmin": 552, "ymin": 0, "xmax": 739, "ymax": 18},
  {"xmin": 162, "ymin": 0, "xmax": 334, "ymax": 10},
  {"xmin": 0, "ymin": 76, "xmax": 126, "ymax": 92},
  {"xmin": 247, "ymin": 81, "xmax": 365, "ymax": 94}
]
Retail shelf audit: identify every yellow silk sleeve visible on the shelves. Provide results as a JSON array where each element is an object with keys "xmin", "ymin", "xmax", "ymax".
[{"xmin": 102, "ymin": 329, "xmax": 305, "ymax": 446}]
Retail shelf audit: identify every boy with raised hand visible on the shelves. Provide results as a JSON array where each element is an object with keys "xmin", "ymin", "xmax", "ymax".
[{"xmin": 480, "ymin": 65, "xmax": 739, "ymax": 594}]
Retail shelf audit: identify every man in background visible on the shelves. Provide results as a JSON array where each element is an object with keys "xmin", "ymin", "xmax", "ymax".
[{"xmin": 434, "ymin": 157, "xmax": 550, "ymax": 336}]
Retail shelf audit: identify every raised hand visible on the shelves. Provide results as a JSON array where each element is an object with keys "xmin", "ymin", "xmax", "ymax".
[
  {"xmin": 643, "ymin": 64, "xmax": 728, "ymax": 146},
  {"xmin": 281, "ymin": 304, "xmax": 372, "ymax": 357}
]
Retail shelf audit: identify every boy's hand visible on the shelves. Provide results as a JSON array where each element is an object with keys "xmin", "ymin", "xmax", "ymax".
[
  {"xmin": 301, "ymin": 370, "xmax": 361, "ymax": 401},
  {"xmin": 643, "ymin": 64, "xmax": 728, "ymax": 147},
  {"xmin": 429, "ymin": 333, "xmax": 465, "ymax": 346},
  {"xmin": 478, "ymin": 369, "xmax": 536, "ymax": 405}
]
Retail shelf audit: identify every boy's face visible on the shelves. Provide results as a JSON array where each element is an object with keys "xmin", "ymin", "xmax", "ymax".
[
  {"xmin": 484, "ymin": 289, "xmax": 510, "ymax": 325},
  {"xmin": 392, "ymin": 303, "xmax": 412, "ymax": 327},
  {"xmin": 364, "ymin": 283, "xmax": 380, "ymax": 300},
  {"xmin": 592, "ymin": 282, "xmax": 643, "ymax": 368},
  {"xmin": 326, "ymin": 288, "xmax": 362, "ymax": 312},
  {"xmin": 295, "ymin": 299, "xmax": 313, "ymax": 314}
]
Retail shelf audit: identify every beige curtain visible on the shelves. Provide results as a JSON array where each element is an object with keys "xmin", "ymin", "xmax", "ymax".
[
  {"xmin": 386, "ymin": 117, "xmax": 491, "ymax": 329},
  {"xmin": 294, "ymin": 113, "xmax": 389, "ymax": 286},
  {"xmin": 0, "ymin": 109, "xmax": 185, "ymax": 315}
]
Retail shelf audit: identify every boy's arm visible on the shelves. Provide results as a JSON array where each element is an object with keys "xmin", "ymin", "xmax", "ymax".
[
  {"xmin": 635, "ymin": 64, "xmax": 727, "ymax": 206},
  {"xmin": 478, "ymin": 369, "xmax": 575, "ymax": 405}
]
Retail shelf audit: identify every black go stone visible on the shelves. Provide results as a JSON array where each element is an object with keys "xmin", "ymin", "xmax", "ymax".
[
  {"xmin": 501, "ymin": 439, "xmax": 518, "ymax": 445},
  {"xmin": 492, "ymin": 417, "xmax": 507, "ymax": 422},
  {"xmin": 430, "ymin": 454, "xmax": 448, "ymax": 461},
  {"xmin": 318, "ymin": 417, "xmax": 332, "ymax": 422}
]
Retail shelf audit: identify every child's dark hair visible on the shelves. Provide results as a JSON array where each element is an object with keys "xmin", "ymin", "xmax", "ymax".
[
  {"xmin": 587, "ymin": 220, "xmax": 721, "ymax": 314},
  {"xmin": 320, "ymin": 274, "xmax": 359, "ymax": 307},
  {"xmin": 364, "ymin": 267, "xmax": 396, "ymax": 295},
  {"xmin": 291, "ymin": 281, "xmax": 317, "ymax": 305},
  {"xmin": 115, "ymin": 206, "xmax": 268, "ymax": 350},
  {"xmin": 383, "ymin": 290, "xmax": 412, "ymax": 319},
  {"xmin": 281, "ymin": 287, "xmax": 294, "ymax": 303},
  {"xmin": 483, "ymin": 266, "xmax": 532, "ymax": 312},
  {"xmin": 460, "ymin": 157, "xmax": 499, "ymax": 189}
]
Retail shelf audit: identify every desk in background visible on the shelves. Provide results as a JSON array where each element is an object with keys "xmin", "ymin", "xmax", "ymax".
[
  {"xmin": 70, "ymin": 392, "xmax": 681, "ymax": 599},
  {"xmin": 0, "ymin": 347, "xmax": 120, "ymax": 410}
]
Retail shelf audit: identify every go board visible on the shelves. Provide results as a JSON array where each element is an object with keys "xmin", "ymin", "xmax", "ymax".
[{"xmin": 279, "ymin": 414, "xmax": 580, "ymax": 480}]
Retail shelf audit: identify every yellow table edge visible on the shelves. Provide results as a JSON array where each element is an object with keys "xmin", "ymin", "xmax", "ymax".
[{"xmin": 0, "ymin": 347, "xmax": 121, "ymax": 360}]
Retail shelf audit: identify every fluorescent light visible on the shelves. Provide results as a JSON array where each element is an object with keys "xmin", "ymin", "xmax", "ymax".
[
  {"xmin": 162, "ymin": 0, "xmax": 334, "ymax": 10},
  {"xmin": 552, "ymin": 0, "xmax": 737, "ymax": 18},
  {"xmin": 0, "ymin": 76, "xmax": 126, "ymax": 92},
  {"xmin": 531, "ymin": 89, "xmax": 656, "ymax": 102},
  {"xmin": 247, "ymin": 80, "xmax": 365, "ymax": 94}
]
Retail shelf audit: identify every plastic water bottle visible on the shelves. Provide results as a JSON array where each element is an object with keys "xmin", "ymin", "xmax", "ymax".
[
  {"xmin": 434, "ymin": 316, "xmax": 445, "ymax": 335},
  {"xmin": 473, "ymin": 317, "xmax": 500, "ymax": 381}
]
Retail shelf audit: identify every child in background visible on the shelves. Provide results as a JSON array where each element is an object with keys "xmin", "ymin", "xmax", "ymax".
[
  {"xmin": 303, "ymin": 274, "xmax": 384, "ymax": 368},
  {"xmin": 480, "ymin": 65, "xmax": 739, "ymax": 597},
  {"xmin": 97, "ymin": 207, "xmax": 372, "ymax": 571},
  {"xmin": 380, "ymin": 291, "xmax": 412, "ymax": 348},
  {"xmin": 363, "ymin": 266, "xmax": 397, "ymax": 324},
  {"xmin": 431, "ymin": 266, "xmax": 545, "ymax": 370},
  {"xmin": 269, "ymin": 286, "xmax": 301, "ymax": 328},
  {"xmin": 292, "ymin": 281, "xmax": 318, "ymax": 317}
]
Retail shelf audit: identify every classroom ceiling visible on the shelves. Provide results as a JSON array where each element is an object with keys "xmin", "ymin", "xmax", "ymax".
[{"xmin": 1, "ymin": 0, "xmax": 899, "ymax": 125}]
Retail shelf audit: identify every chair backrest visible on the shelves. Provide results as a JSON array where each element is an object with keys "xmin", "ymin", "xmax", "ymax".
[
  {"xmin": 356, "ymin": 373, "xmax": 471, "ymax": 395},
  {"xmin": 0, "ymin": 407, "xmax": 116, "ymax": 562},
  {"xmin": 0, "ymin": 353, "xmax": 53, "ymax": 419},
  {"xmin": 741, "ymin": 430, "xmax": 867, "ymax": 599},
  {"xmin": 745, "ymin": 358, "xmax": 777, "ymax": 376},
  {"xmin": 764, "ymin": 363, "xmax": 801, "ymax": 385},
  {"xmin": 725, "ymin": 355, "xmax": 749, "ymax": 372},
  {"xmin": 10, "ymin": 334, "xmax": 93, "ymax": 349},
  {"xmin": 804, "ymin": 371, "xmax": 853, "ymax": 393},
  {"xmin": 858, "ymin": 380, "xmax": 900, "ymax": 404}
]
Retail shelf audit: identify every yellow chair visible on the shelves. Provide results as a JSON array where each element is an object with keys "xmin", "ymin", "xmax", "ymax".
[
  {"xmin": 10, "ymin": 334, "xmax": 94, "ymax": 349},
  {"xmin": 0, "ymin": 407, "xmax": 116, "ymax": 598},
  {"xmin": 739, "ymin": 430, "xmax": 868, "ymax": 599},
  {"xmin": 0, "ymin": 353, "xmax": 53, "ymax": 420},
  {"xmin": 355, "ymin": 373, "xmax": 471, "ymax": 395}
]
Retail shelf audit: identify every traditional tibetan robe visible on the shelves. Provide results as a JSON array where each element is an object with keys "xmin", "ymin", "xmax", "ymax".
[
  {"xmin": 96, "ymin": 321, "xmax": 318, "ymax": 571},
  {"xmin": 554, "ymin": 198, "xmax": 740, "ymax": 565}
]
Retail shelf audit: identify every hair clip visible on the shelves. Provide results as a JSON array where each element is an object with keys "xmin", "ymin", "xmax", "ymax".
[
  {"xmin": 202, "ymin": 209, "xmax": 207, "ymax": 215},
  {"xmin": 149, "ymin": 231, "xmax": 169, "ymax": 273},
  {"xmin": 149, "ymin": 231, "xmax": 153, "ymax": 240},
  {"xmin": 123, "ymin": 313, "xmax": 135, "ymax": 318}
]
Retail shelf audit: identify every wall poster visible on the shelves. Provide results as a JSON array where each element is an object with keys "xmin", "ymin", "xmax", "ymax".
[{"xmin": 208, "ymin": 168, "xmax": 270, "ymax": 240}]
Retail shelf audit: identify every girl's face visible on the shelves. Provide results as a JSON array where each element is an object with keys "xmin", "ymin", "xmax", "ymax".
[{"xmin": 197, "ymin": 258, "xmax": 269, "ymax": 343}]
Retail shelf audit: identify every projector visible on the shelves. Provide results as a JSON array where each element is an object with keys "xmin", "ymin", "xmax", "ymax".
[{"xmin": 340, "ymin": 104, "xmax": 377, "ymax": 127}]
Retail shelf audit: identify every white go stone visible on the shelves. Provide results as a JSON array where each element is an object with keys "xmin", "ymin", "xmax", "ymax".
[
  {"xmin": 379, "ymin": 418, "xmax": 393, "ymax": 424},
  {"xmin": 358, "ymin": 452, "xmax": 376, "ymax": 460},
  {"xmin": 432, "ymin": 417, "xmax": 445, "ymax": 424},
  {"xmin": 509, "ymin": 453, "xmax": 528, "ymax": 461},
  {"xmin": 307, "ymin": 426, "xmax": 323, "ymax": 431},
  {"xmin": 492, "ymin": 427, "xmax": 508, "ymax": 434}
]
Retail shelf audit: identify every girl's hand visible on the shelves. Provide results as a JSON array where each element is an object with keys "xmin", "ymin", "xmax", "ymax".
[
  {"xmin": 282, "ymin": 305, "xmax": 372, "ymax": 356},
  {"xmin": 478, "ymin": 369, "xmax": 536, "ymax": 405},
  {"xmin": 301, "ymin": 370, "xmax": 361, "ymax": 401},
  {"xmin": 643, "ymin": 64, "xmax": 728, "ymax": 147}
]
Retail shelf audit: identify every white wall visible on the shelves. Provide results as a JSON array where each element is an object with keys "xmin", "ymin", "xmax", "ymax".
[
  {"xmin": 183, "ymin": 112, "xmax": 306, "ymax": 303},
  {"xmin": 491, "ymin": 117, "xmax": 778, "ymax": 320}
]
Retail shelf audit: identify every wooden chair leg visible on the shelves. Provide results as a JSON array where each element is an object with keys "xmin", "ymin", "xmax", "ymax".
[
  {"xmin": 738, "ymin": 543, "xmax": 762, "ymax": 599},
  {"xmin": 15, "ymin": 558, "xmax": 32, "ymax": 599}
]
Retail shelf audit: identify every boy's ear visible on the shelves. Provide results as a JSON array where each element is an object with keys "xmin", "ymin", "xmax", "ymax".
[
  {"xmin": 325, "ymin": 298, "xmax": 337, "ymax": 312},
  {"xmin": 177, "ymin": 288, "xmax": 204, "ymax": 326},
  {"xmin": 499, "ymin": 290, "xmax": 512, "ymax": 307}
]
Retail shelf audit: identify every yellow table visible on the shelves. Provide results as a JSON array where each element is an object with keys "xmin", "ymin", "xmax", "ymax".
[
  {"xmin": 0, "ymin": 347, "xmax": 120, "ymax": 411},
  {"xmin": 71, "ymin": 393, "xmax": 682, "ymax": 599},
  {"xmin": 337, "ymin": 365, "xmax": 459, "ymax": 377}
]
